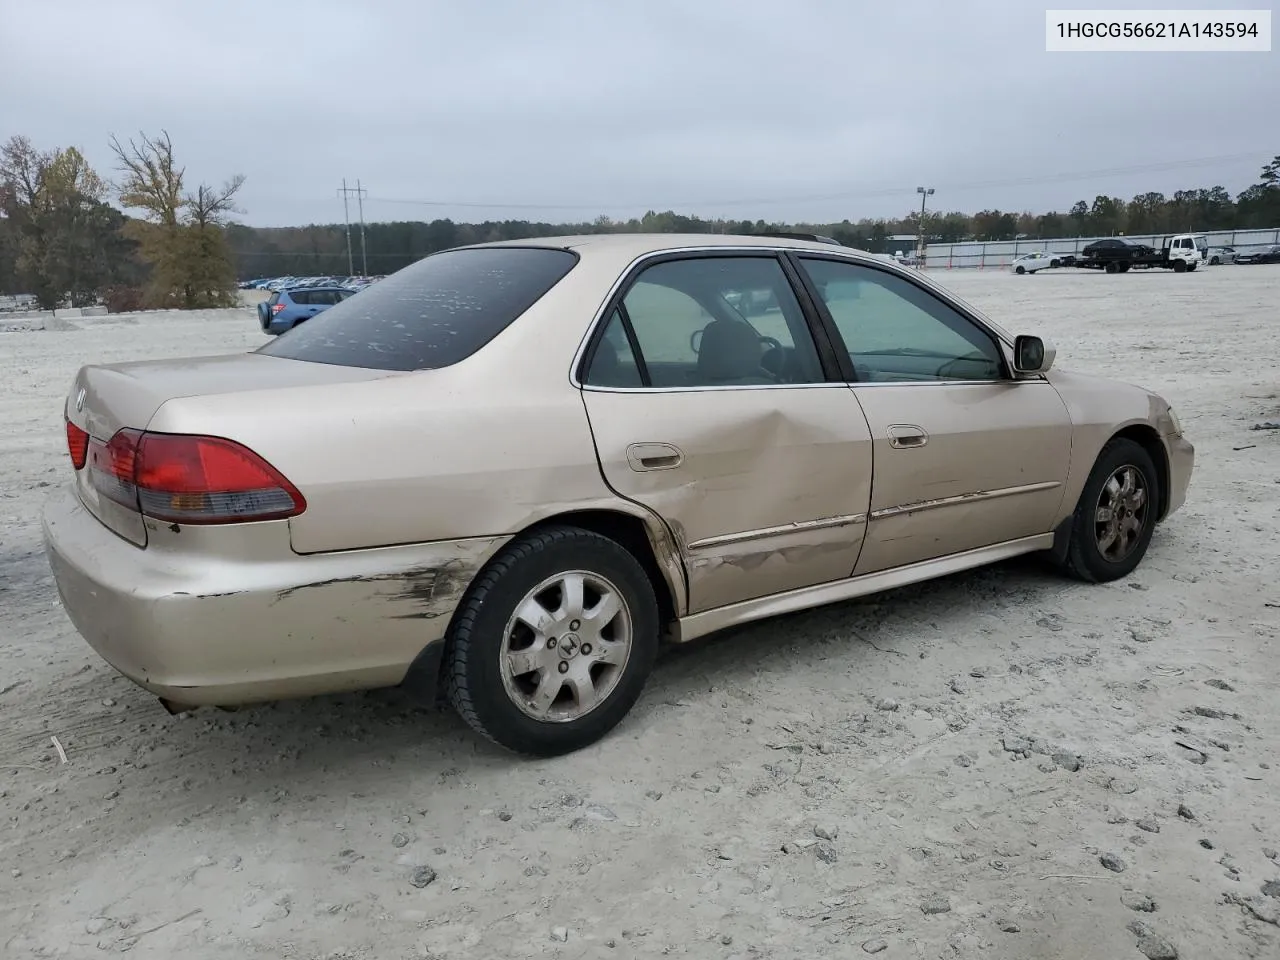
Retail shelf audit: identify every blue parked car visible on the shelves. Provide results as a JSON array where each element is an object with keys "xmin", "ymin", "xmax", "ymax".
[{"xmin": 258, "ymin": 286, "xmax": 358, "ymax": 335}]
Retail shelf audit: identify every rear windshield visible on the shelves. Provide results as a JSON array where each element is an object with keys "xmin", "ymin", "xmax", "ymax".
[{"xmin": 257, "ymin": 247, "xmax": 578, "ymax": 371}]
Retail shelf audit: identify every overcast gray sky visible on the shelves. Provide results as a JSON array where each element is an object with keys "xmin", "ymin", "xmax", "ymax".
[{"xmin": 1, "ymin": 0, "xmax": 1274, "ymax": 227}]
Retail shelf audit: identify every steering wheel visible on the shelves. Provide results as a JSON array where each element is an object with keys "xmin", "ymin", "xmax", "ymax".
[{"xmin": 759, "ymin": 336, "xmax": 782, "ymax": 352}]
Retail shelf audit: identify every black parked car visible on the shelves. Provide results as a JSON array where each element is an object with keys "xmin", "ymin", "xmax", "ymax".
[
  {"xmin": 1233, "ymin": 245, "xmax": 1280, "ymax": 265},
  {"xmin": 1081, "ymin": 238, "xmax": 1154, "ymax": 262}
]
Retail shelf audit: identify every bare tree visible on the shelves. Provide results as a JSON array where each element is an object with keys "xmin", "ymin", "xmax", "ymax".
[
  {"xmin": 106, "ymin": 130, "xmax": 245, "ymax": 309},
  {"xmin": 108, "ymin": 130, "xmax": 185, "ymax": 227},
  {"xmin": 187, "ymin": 175, "xmax": 246, "ymax": 229}
]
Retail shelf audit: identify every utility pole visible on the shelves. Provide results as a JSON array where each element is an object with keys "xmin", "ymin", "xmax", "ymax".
[
  {"xmin": 338, "ymin": 179, "xmax": 354, "ymax": 276},
  {"xmin": 356, "ymin": 179, "xmax": 368, "ymax": 277},
  {"xmin": 916, "ymin": 186, "xmax": 934, "ymax": 269}
]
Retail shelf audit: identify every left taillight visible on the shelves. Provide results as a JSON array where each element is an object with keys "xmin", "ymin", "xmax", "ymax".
[
  {"xmin": 66, "ymin": 419, "xmax": 89, "ymax": 470},
  {"xmin": 87, "ymin": 429, "xmax": 305, "ymax": 525}
]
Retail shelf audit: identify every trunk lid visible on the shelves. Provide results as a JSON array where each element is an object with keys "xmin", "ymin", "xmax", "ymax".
[{"xmin": 65, "ymin": 352, "xmax": 397, "ymax": 545}]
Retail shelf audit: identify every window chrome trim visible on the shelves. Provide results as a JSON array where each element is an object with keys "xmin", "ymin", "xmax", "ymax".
[
  {"xmin": 579, "ymin": 377, "xmax": 1051, "ymax": 395},
  {"xmin": 567, "ymin": 245, "xmax": 1018, "ymax": 391}
]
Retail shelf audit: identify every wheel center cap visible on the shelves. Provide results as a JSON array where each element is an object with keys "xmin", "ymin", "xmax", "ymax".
[{"xmin": 558, "ymin": 634, "xmax": 581, "ymax": 660}]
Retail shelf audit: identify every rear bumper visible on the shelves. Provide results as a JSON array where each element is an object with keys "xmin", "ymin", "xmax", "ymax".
[
  {"xmin": 41, "ymin": 486, "xmax": 506, "ymax": 707},
  {"xmin": 1164, "ymin": 433, "xmax": 1195, "ymax": 518}
]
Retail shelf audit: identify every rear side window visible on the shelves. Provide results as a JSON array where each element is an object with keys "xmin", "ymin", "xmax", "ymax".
[
  {"xmin": 258, "ymin": 247, "xmax": 578, "ymax": 371},
  {"xmin": 267, "ymin": 292, "xmax": 281, "ymax": 305},
  {"xmin": 289, "ymin": 290, "xmax": 311, "ymax": 305}
]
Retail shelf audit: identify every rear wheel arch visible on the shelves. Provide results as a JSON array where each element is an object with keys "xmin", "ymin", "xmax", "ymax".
[
  {"xmin": 519, "ymin": 509, "xmax": 684, "ymax": 628},
  {"xmin": 402, "ymin": 508, "xmax": 685, "ymax": 704}
]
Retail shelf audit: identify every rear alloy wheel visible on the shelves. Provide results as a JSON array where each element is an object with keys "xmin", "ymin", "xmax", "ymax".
[
  {"xmin": 1059, "ymin": 438, "xmax": 1159, "ymax": 583},
  {"xmin": 446, "ymin": 526, "xmax": 659, "ymax": 756}
]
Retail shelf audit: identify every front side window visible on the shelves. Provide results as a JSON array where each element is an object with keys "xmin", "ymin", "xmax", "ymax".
[
  {"xmin": 583, "ymin": 256, "xmax": 825, "ymax": 388},
  {"xmin": 798, "ymin": 257, "xmax": 1005, "ymax": 383}
]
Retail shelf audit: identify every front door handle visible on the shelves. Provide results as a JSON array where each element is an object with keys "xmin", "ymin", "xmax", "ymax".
[
  {"xmin": 626, "ymin": 442, "xmax": 684, "ymax": 472},
  {"xmin": 887, "ymin": 424, "xmax": 928, "ymax": 449}
]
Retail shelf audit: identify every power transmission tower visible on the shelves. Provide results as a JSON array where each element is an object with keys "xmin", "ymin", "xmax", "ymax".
[
  {"xmin": 337, "ymin": 179, "xmax": 368, "ymax": 276},
  {"xmin": 356, "ymin": 179, "xmax": 368, "ymax": 277},
  {"xmin": 337, "ymin": 179, "xmax": 353, "ymax": 275}
]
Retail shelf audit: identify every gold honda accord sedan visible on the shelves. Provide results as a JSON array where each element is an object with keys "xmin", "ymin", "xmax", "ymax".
[{"xmin": 43, "ymin": 234, "xmax": 1194, "ymax": 755}]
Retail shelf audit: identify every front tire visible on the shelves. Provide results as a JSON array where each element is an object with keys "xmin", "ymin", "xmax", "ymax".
[
  {"xmin": 445, "ymin": 526, "xmax": 660, "ymax": 756},
  {"xmin": 1058, "ymin": 438, "xmax": 1160, "ymax": 583},
  {"xmin": 1015, "ymin": 265, "xmax": 1026, "ymax": 274}
]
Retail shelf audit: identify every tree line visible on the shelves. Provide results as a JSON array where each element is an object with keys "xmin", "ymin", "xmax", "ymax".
[
  {"xmin": 2, "ymin": 138, "xmax": 1277, "ymax": 305},
  {"xmin": 226, "ymin": 154, "xmax": 1280, "ymax": 279},
  {"xmin": 0, "ymin": 131, "xmax": 243, "ymax": 310}
]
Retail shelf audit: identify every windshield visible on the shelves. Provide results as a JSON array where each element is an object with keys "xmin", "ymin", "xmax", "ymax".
[{"xmin": 257, "ymin": 247, "xmax": 578, "ymax": 371}]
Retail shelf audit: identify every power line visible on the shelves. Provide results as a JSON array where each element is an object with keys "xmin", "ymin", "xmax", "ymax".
[{"xmin": 363, "ymin": 152, "xmax": 1262, "ymax": 213}]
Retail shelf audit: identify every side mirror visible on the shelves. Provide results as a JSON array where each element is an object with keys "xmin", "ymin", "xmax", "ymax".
[{"xmin": 1013, "ymin": 334, "xmax": 1055, "ymax": 374}]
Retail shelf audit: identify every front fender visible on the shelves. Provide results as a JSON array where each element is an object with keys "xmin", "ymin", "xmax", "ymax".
[{"xmin": 1045, "ymin": 368, "xmax": 1175, "ymax": 519}]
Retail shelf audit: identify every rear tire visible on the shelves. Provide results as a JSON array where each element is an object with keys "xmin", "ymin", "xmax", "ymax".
[
  {"xmin": 1057, "ymin": 438, "xmax": 1160, "ymax": 584},
  {"xmin": 445, "ymin": 526, "xmax": 660, "ymax": 756},
  {"xmin": 1050, "ymin": 259, "xmax": 1060, "ymax": 268}
]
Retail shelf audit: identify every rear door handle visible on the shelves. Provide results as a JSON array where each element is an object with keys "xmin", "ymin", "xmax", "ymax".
[
  {"xmin": 626, "ymin": 442, "xmax": 684, "ymax": 472},
  {"xmin": 887, "ymin": 424, "xmax": 928, "ymax": 449}
]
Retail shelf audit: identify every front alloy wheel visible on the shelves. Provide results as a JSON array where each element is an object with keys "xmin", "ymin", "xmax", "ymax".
[
  {"xmin": 1059, "ymin": 438, "xmax": 1160, "ymax": 582},
  {"xmin": 1093, "ymin": 465, "xmax": 1149, "ymax": 564}
]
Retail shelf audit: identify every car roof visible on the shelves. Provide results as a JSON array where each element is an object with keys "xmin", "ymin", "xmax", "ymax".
[{"xmin": 454, "ymin": 232, "xmax": 863, "ymax": 257}]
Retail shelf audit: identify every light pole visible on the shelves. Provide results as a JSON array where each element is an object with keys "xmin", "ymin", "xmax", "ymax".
[{"xmin": 916, "ymin": 186, "xmax": 934, "ymax": 268}]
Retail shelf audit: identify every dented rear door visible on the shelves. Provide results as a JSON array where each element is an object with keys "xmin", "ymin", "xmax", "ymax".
[
  {"xmin": 583, "ymin": 387, "xmax": 874, "ymax": 614},
  {"xmin": 577, "ymin": 252, "xmax": 874, "ymax": 616}
]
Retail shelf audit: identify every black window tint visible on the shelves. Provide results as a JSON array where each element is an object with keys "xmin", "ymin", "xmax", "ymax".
[
  {"xmin": 582, "ymin": 309, "xmax": 644, "ymax": 387},
  {"xmin": 267, "ymin": 292, "xmax": 280, "ymax": 306},
  {"xmin": 312, "ymin": 289, "xmax": 339, "ymax": 305},
  {"xmin": 289, "ymin": 290, "xmax": 311, "ymax": 305},
  {"xmin": 799, "ymin": 257, "xmax": 1005, "ymax": 383},
  {"xmin": 258, "ymin": 247, "xmax": 577, "ymax": 371}
]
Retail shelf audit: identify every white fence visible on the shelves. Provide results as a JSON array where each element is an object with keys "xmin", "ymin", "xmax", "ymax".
[{"xmin": 923, "ymin": 227, "xmax": 1280, "ymax": 270}]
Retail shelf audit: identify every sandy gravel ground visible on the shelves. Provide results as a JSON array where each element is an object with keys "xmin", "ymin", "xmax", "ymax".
[{"xmin": 2, "ymin": 265, "xmax": 1278, "ymax": 960}]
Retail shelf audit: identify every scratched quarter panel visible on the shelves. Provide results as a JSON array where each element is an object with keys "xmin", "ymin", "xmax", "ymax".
[{"xmin": 42, "ymin": 486, "xmax": 509, "ymax": 704}]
